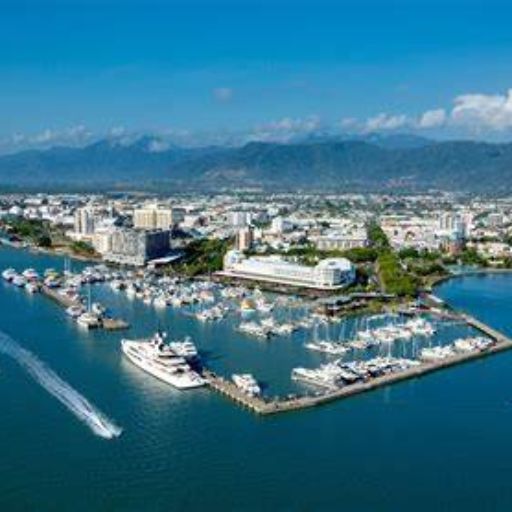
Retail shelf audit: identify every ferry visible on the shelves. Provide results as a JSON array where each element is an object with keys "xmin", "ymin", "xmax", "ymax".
[{"xmin": 121, "ymin": 331, "xmax": 206, "ymax": 390}]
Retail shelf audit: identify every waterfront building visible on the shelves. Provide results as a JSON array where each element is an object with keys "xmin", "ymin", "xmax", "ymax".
[
  {"xmin": 220, "ymin": 250, "xmax": 355, "ymax": 290},
  {"xmin": 105, "ymin": 228, "xmax": 170, "ymax": 266},
  {"xmin": 92, "ymin": 231, "xmax": 113, "ymax": 255}
]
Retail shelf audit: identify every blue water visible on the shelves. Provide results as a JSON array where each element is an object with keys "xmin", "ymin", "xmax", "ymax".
[{"xmin": 1, "ymin": 246, "xmax": 512, "ymax": 511}]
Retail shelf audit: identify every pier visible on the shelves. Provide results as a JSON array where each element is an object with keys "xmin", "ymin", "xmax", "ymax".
[
  {"xmin": 204, "ymin": 311, "xmax": 512, "ymax": 416},
  {"xmin": 41, "ymin": 286, "xmax": 130, "ymax": 331}
]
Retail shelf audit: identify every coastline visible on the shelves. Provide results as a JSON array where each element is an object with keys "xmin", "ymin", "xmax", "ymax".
[
  {"xmin": 0, "ymin": 237, "xmax": 102, "ymax": 264},
  {"xmin": 428, "ymin": 267, "xmax": 512, "ymax": 290}
]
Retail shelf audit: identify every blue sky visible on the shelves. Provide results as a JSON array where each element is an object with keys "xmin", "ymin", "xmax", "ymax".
[{"xmin": 2, "ymin": 0, "xmax": 512, "ymax": 149}]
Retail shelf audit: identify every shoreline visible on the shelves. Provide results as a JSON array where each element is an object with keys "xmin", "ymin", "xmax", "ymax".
[
  {"xmin": 0, "ymin": 236, "xmax": 101, "ymax": 264},
  {"xmin": 428, "ymin": 267, "xmax": 512, "ymax": 290}
]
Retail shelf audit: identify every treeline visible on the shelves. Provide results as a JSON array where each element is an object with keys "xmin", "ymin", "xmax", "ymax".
[
  {"xmin": 174, "ymin": 238, "xmax": 232, "ymax": 276},
  {"xmin": 3, "ymin": 217, "xmax": 52, "ymax": 247},
  {"xmin": 377, "ymin": 251, "xmax": 419, "ymax": 296}
]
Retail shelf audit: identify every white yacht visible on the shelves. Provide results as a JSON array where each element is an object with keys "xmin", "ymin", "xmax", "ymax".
[
  {"xmin": 232, "ymin": 374, "xmax": 261, "ymax": 396},
  {"xmin": 121, "ymin": 332, "xmax": 206, "ymax": 390},
  {"xmin": 305, "ymin": 340, "xmax": 349, "ymax": 356},
  {"xmin": 238, "ymin": 321, "xmax": 271, "ymax": 339},
  {"xmin": 2, "ymin": 268, "xmax": 17, "ymax": 281},
  {"xmin": 12, "ymin": 275, "xmax": 27, "ymax": 287},
  {"xmin": 22, "ymin": 268, "xmax": 39, "ymax": 280},
  {"xmin": 25, "ymin": 282, "xmax": 39, "ymax": 294},
  {"xmin": 168, "ymin": 337, "xmax": 199, "ymax": 360},
  {"xmin": 76, "ymin": 311, "xmax": 101, "ymax": 329},
  {"xmin": 66, "ymin": 304, "xmax": 85, "ymax": 318}
]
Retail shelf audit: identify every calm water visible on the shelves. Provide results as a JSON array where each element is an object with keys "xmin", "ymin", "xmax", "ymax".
[{"xmin": 1, "ymin": 246, "xmax": 512, "ymax": 511}]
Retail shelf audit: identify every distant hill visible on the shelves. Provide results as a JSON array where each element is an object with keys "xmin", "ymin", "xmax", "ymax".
[{"xmin": 1, "ymin": 135, "xmax": 512, "ymax": 193}]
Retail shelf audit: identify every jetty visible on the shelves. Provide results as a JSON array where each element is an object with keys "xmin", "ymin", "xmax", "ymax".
[
  {"xmin": 204, "ymin": 310, "xmax": 512, "ymax": 416},
  {"xmin": 41, "ymin": 286, "xmax": 129, "ymax": 331}
]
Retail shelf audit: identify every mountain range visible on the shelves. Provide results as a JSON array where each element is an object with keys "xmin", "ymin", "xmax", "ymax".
[{"xmin": 0, "ymin": 134, "xmax": 511, "ymax": 193}]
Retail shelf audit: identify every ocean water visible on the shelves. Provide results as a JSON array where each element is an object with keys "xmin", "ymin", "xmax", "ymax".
[{"xmin": 1, "ymin": 246, "xmax": 512, "ymax": 511}]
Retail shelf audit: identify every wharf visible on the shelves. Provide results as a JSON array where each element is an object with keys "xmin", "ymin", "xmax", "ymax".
[
  {"xmin": 205, "ymin": 311, "xmax": 512, "ymax": 416},
  {"xmin": 41, "ymin": 286, "xmax": 130, "ymax": 330},
  {"xmin": 202, "ymin": 370, "xmax": 269, "ymax": 413}
]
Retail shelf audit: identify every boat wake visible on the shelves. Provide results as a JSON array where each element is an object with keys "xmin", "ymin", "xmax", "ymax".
[{"xmin": 0, "ymin": 331, "xmax": 122, "ymax": 439}]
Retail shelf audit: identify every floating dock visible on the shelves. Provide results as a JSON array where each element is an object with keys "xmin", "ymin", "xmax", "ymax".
[{"xmin": 204, "ymin": 310, "xmax": 512, "ymax": 416}]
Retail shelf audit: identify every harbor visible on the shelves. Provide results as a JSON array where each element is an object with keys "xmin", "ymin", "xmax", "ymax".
[{"xmin": 2, "ymin": 257, "xmax": 511, "ymax": 416}]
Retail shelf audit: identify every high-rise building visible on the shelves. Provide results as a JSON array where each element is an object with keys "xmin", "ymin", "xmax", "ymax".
[
  {"xmin": 133, "ymin": 206, "xmax": 185, "ymax": 230},
  {"xmin": 229, "ymin": 211, "xmax": 251, "ymax": 228},
  {"xmin": 74, "ymin": 207, "xmax": 95, "ymax": 235},
  {"xmin": 235, "ymin": 227, "xmax": 253, "ymax": 251},
  {"xmin": 105, "ymin": 228, "xmax": 170, "ymax": 266}
]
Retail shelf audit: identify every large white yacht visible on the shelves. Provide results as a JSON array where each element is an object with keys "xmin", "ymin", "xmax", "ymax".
[{"xmin": 121, "ymin": 331, "xmax": 206, "ymax": 390}]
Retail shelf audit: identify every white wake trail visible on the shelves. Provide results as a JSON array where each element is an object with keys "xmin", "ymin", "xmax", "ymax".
[{"xmin": 0, "ymin": 331, "xmax": 123, "ymax": 439}]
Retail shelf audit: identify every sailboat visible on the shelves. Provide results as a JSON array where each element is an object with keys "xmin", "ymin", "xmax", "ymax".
[{"xmin": 76, "ymin": 285, "xmax": 101, "ymax": 329}]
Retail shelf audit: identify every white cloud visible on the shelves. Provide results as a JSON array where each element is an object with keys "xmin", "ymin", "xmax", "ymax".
[
  {"xmin": 365, "ymin": 113, "xmax": 409, "ymax": 132},
  {"xmin": 247, "ymin": 115, "xmax": 321, "ymax": 142},
  {"xmin": 109, "ymin": 126, "xmax": 126, "ymax": 138},
  {"xmin": 33, "ymin": 129, "xmax": 56, "ymax": 144},
  {"xmin": 338, "ymin": 117, "xmax": 360, "ymax": 131},
  {"xmin": 417, "ymin": 109, "xmax": 446, "ymax": 129},
  {"xmin": 213, "ymin": 87, "xmax": 233, "ymax": 102},
  {"xmin": 147, "ymin": 139, "xmax": 171, "ymax": 152},
  {"xmin": 450, "ymin": 89, "xmax": 512, "ymax": 131}
]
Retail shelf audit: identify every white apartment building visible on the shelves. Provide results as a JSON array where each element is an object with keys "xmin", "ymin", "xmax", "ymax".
[
  {"xmin": 314, "ymin": 230, "xmax": 368, "ymax": 251},
  {"xmin": 235, "ymin": 227, "xmax": 253, "ymax": 251},
  {"xmin": 74, "ymin": 207, "xmax": 95, "ymax": 235},
  {"xmin": 229, "ymin": 211, "xmax": 252, "ymax": 227},
  {"xmin": 133, "ymin": 206, "xmax": 185, "ymax": 230}
]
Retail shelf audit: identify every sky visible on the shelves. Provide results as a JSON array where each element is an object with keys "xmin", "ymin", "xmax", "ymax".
[{"xmin": 2, "ymin": 0, "xmax": 512, "ymax": 150}]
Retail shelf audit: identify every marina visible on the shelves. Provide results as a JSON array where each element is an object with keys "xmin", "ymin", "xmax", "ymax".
[{"xmin": 2, "ymin": 256, "xmax": 511, "ymax": 415}]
